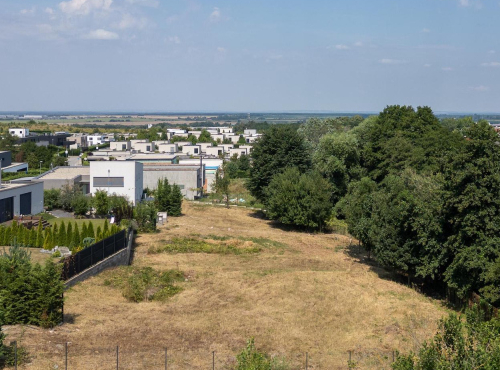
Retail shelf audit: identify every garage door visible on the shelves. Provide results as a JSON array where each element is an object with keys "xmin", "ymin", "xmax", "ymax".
[{"xmin": 20, "ymin": 192, "xmax": 32, "ymax": 215}]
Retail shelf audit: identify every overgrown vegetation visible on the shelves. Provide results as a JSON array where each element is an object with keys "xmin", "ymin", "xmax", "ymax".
[
  {"xmin": 393, "ymin": 305, "xmax": 500, "ymax": 370},
  {"xmin": 103, "ymin": 266, "xmax": 184, "ymax": 303},
  {"xmin": 235, "ymin": 338, "xmax": 289, "ymax": 370},
  {"xmin": 154, "ymin": 178, "xmax": 183, "ymax": 216},
  {"xmin": 148, "ymin": 236, "xmax": 264, "ymax": 255}
]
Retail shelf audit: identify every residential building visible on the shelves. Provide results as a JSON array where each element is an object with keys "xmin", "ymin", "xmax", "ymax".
[
  {"xmin": 182, "ymin": 145, "xmax": 201, "ymax": 156},
  {"xmin": 36, "ymin": 166, "xmax": 90, "ymax": 193},
  {"xmin": 228, "ymin": 148, "xmax": 248, "ymax": 158},
  {"xmin": 87, "ymin": 135, "xmax": 104, "ymax": 146},
  {"xmin": 244, "ymin": 129, "xmax": 257, "ymax": 135},
  {"xmin": 0, "ymin": 181, "xmax": 44, "ymax": 223},
  {"xmin": 0, "ymin": 151, "xmax": 28, "ymax": 173},
  {"xmin": 110, "ymin": 141, "xmax": 131, "ymax": 151},
  {"xmin": 157, "ymin": 143, "xmax": 178, "ymax": 154},
  {"xmin": 9, "ymin": 128, "xmax": 29, "ymax": 138},
  {"xmin": 205, "ymin": 146, "xmax": 225, "ymax": 157},
  {"xmin": 90, "ymin": 161, "xmax": 143, "ymax": 205},
  {"xmin": 142, "ymin": 164, "xmax": 204, "ymax": 200}
]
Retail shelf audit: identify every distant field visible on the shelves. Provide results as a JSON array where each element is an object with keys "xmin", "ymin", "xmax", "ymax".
[{"xmin": 4, "ymin": 202, "xmax": 448, "ymax": 369}]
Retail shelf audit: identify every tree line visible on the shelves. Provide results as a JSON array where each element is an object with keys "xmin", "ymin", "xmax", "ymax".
[
  {"xmin": 0, "ymin": 219, "xmax": 121, "ymax": 252},
  {"xmin": 248, "ymin": 106, "xmax": 500, "ymax": 305}
]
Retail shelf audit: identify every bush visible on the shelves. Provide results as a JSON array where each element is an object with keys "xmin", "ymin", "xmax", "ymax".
[
  {"xmin": 236, "ymin": 338, "xmax": 289, "ymax": 370},
  {"xmin": 392, "ymin": 305, "xmax": 500, "ymax": 370},
  {"xmin": 44, "ymin": 189, "xmax": 61, "ymax": 210},
  {"xmin": 105, "ymin": 267, "xmax": 184, "ymax": 303},
  {"xmin": 134, "ymin": 201, "xmax": 157, "ymax": 232},
  {"xmin": 71, "ymin": 194, "xmax": 90, "ymax": 216}
]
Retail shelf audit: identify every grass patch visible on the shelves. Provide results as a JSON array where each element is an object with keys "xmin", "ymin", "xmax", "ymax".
[
  {"xmin": 37, "ymin": 212, "xmax": 56, "ymax": 221},
  {"xmin": 48, "ymin": 217, "xmax": 106, "ymax": 228},
  {"xmin": 148, "ymin": 236, "xmax": 262, "ymax": 255},
  {"xmin": 103, "ymin": 266, "xmax": 184, "ymax": 302},
  {"xmin": 198, "ymin": 234, "xmax": 287, "ymax": 249}
]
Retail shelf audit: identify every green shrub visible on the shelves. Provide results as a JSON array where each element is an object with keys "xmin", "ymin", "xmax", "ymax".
[
  {"xmin": 105, "ymin": 267, "xmax": 184, "ymax": 303},
  {"xmin": 236, "ymin": 338, "xmax": 289, "ymax": 370}
]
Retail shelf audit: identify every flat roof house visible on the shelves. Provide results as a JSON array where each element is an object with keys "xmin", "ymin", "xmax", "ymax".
[
  {"xmin": 90, "ymin": 161, "xmax": 143, "ymax": 205},
  {"xmin": 0, "ymin": 181, "xmax": 44, "ymax": 223}
]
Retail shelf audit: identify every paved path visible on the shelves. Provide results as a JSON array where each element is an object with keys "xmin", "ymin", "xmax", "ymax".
[
  {"xmin": 50, "ymin": 209, "xmax": 74, "ymax": 218},
  {"xmin": 67, "ymin": 156, "xmax": 81, "ymax": 166}
]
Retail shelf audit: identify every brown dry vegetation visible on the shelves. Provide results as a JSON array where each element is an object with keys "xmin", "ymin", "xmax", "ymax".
[{"xmin": 3, "ymin": 202, "xmax": 448, "ymax": 369}]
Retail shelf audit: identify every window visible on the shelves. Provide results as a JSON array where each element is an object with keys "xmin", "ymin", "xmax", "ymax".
[
  {"xmin": 194, "ymin": 148, "xmax": 199, "ymax": 154},
  {"xmin": 93, "ymin": 177, "xmax": 124, "ymax": 187}
]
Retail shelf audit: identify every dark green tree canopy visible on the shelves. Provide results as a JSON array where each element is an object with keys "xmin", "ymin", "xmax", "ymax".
[{"xmin": 247, "ymin": 125, "xmax": 311, "ymax": 202}]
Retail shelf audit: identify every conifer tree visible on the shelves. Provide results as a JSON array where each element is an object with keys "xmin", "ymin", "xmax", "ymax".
[
  {"xmin": 43, "ymin": 232, "xmax": 51, "ymax": 250},
  {"xmin": 50, "ymin": 226, "xmax": 56, "ymax": 248},
  {"xmin": 0, "ymin": 227, "xmax": 5, "ymax": 246},
  {"xmin": 66, "ymin": 223, "xmax": 73, "ymax": 247},
  {"xmin": 58, "ymin": 222, "xmax": 66, "ymax": 246},
  {"xmin": 36, "ymin": 222, "xmax": 43, "ymax": 248},
  {"xmin": 72, "ymin": 223, "xmax": 80, "ymax": 250},
  {"xmin": 11, "ymin": 220, "xmax": 18, "ymax": 240},
  {"xmin": 88, "ymin": 222, "xmax": 95, "ymax": 240},
  {"xmin": 103, "ymin": 219, "xmax": 109, "ymax": 238},
  {"xmin": 168, "ymin": 184, "xmax": 183, "ymax": 216},
  {"xmin": 96, "ymin": 226, "xmax": 102, "ymax": 241},
  {"xmin": 81, "ymin": 222, "xmax": 88, "ymax": 240},
  {"xmin": 29, "ymin": 228, "xmax": 36, "ymax": 247},
  {"xmin": 4, "ymin": 228, "xmax": 11, "ymax": 246}
]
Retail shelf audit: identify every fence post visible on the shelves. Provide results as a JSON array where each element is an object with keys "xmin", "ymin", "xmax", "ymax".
[
  {"xmin": 14, "ymin": 341, "xmax": 17, "ymax": 370},
  {"xmin": 65, "ymin": 342, "xmax": 68, "ymax": 370},
  {"xmin": 305, "ymin": 352, "xmax": 308, "ymax": 370},
  {"xmin": 114, "ymin": 232, "xmax": 117, "ymax": 254},
  {"xmin": 116, "ymin": 345, "xmax": 119, "ymax": 370},
  {"xmin": 212, "ymin": 351, "xmax": 215, "ymax": 370},
  {"xmin": 392, "ymin": 350, "xmax": 395, "ymax": 363},
  {"xmin": 165, "ymin": 348, "xmax": 167, "ymax": 370},
  {"xmin": 348, "ymin": 350, "xmax": 352, "ymax": 368}
]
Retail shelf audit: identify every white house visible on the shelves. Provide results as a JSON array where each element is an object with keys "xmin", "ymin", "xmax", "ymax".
[
  {"xmin": 205, "ymin": 146, "xmax": 225, "ymax": 157},
  {"xmin": 182, "ymin": 145, "xmax": 202, "ymax": 156},
  {"xmin": 244, "ymin": 129, "xmax": 257, "ymax": 135},
  {"xmin": 90, "ymin": 161, "xmax": 143, "ymax": 205},
  {"xmin": 228, "ymin": 148, "xmax": 248, "ymax": 158},
  {"xmin": 87, "ymin": 135, "xmax": 104, "ymax": 146},
  {"xmin": 157, "ymin": 143, "xmax": 178, "ymax": 154},
  {"xmin": 9, "ymin": 128, "xmax": 29, "ymax": 138}
]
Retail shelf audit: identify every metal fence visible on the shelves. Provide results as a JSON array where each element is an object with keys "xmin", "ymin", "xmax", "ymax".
[
  {"xmin": 61, "ymin": 229, "xmax": 127, "ymax": 280},
  {"xmin": 5, "ymin": 342, "xmax": 400, "ymax": 370}
]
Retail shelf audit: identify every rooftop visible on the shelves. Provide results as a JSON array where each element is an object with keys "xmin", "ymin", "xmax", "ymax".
[{"xmin": 37, "ymin": 166, "xmax": 90, "ymax": 180}]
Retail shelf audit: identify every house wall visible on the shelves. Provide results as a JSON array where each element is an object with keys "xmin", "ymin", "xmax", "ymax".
[
  {"xmin": 0, "ymin": 181, "xmax": 44, "ymax": 217},
  {"xmin": 143, "ymin": 165, "xmax": 203, "ymax": 200},
  {"xmin": 90, "ymin": 161, "xmax": 143, "ymax": 204},
  {"xmin": 110, "ymin": 142, "xmax": 131, "ymax": 151}
]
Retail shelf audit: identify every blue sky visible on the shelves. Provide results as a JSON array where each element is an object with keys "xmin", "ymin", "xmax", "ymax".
[{"xmin": 0, "ymin": 0, "xmax": 499, "ymax": 112}]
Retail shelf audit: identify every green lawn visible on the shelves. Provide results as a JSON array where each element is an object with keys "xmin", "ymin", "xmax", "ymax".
[{"xmin": 48, "ymin": 218, "xmax": 107, "ymax": 228}]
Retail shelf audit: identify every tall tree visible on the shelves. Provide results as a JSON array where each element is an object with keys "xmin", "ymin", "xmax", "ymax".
[{"xmin": 248, "ymin": 125, "xmax": 311, "ymax": 202}]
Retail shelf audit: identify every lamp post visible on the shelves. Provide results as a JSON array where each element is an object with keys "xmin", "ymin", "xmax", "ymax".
[
  {"xmin": 108, "ymin": 169, "xmax": 110, "ymax": 194},
  {"xmin": 39, "ymin": 161, "xmax": 43, "ymax": 174}
]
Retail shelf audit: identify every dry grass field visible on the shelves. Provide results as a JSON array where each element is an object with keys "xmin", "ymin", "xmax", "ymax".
[{"xmin": 3, "ymin": 203, "xmax": 448, "ymax": 370}]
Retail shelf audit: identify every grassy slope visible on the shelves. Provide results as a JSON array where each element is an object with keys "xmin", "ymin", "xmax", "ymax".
[{"xmin": 3, "ymin": 202, "xmax": 448, "ymax": 370}]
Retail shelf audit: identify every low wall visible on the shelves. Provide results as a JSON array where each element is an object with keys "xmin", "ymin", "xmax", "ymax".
[{"xmin": 65, "ymin": 230, "xmax": 134, "ymax": 289}]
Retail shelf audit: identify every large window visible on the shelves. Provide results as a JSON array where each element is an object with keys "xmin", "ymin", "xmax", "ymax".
[{"xmin": 93, "ymin": 177, "xmax": 124, "ymax": 187}]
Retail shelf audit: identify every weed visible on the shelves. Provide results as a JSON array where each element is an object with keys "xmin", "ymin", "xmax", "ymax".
[
  {"xmin": 148, "ymin": 237, "xmax": 262, "ymax": 255},
  {"xmin": 104, "ymin": 266, "xmax": 184, "ymax": 303}
]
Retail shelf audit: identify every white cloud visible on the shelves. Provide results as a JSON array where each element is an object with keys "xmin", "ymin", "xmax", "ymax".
[
  {"xmin": 470, "ymin": 85, "xmax": 489, "ymax": 91},
  {"xmin": 335, "ymin": 44, "xmax": 350, "ymax": 50},
  {"xmin": 488, "ymin": 50, "xmax": 496, "ymax": 54},
  {"xmin": 442, "ymin": 67, "xmax": 454, "ymax": 71},
  {"xmin": 354, "ymin": 41, "xmax": 363, "ymax": 47},
  {"xmin": 116, "ymin": 14, "xmax": 148, "ymax": 29},
  {"xmin": 422, "ymin": 28, "xmax": 430, "ymax": 33},
  {"xmin": 83, "ymin": 29, "xmax": 119, "ymax": 39},
  {"xmin": 168, "ymin": 35, "xmax": 181, "ymax": 44},
  {"xmin": 480, "ymin": 61, "xmax": 500, "ymax": 67},
  {"xmin": 166, "ymin": 15, "xmax": 178, "ymax": 24},
  {"xmin": 379, "ymin": 59, "xmax": 407, "ymax": 65},
  {"xmin": 20, "ymin": 7, "xmax": 36, "ymax": 15},
  {"xmin": 457, "ymin": 0, "xmax": 482, "ymax": 8},
  {"xmin": 45, "ymin": 7, "xmax": 54, "ymax": 15},
  {"xmin": 209, "ymin": 7, "xmax": 221, "ymax": 22},
  {"xmin": 217, "ymin": 46, "xmax": 226, "ymax": 53},
  {"xmin": 424, "ymin": 64, "xmax": 432, "ymax": 67},
  {"xmin": 125, "ymin": 0, "xmax": 159, "ymax": 7},
  {"xmin": 59, "ymin": 0, "xmax": 113, "ymax": 15}
]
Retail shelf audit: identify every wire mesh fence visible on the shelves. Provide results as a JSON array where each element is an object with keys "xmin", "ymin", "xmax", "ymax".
[{"xmin": 3, "ymin": 342, "xmax": 400, "ymax": 370}]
